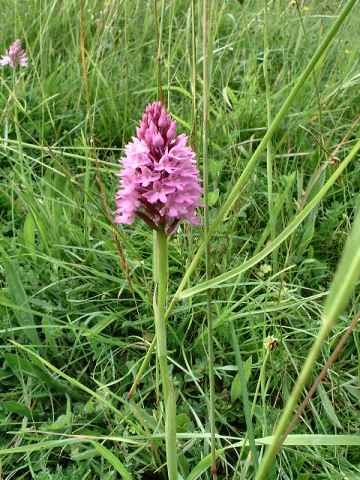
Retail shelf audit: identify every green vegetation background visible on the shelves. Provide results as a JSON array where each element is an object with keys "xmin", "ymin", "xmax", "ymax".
[{"xmin": 0, "ymin": 0, "xmax": 360, "ymax": 478}]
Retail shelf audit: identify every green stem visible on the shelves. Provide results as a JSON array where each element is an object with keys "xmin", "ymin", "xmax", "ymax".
[
  {"xmin": 250, "ymin": 349, "xmax": 270, "ymax": 433},
  {"xmin": 202, "ymin": 0, "xmax": 217, "ymax": 476},
  {"xmin": 154, "ymin": 229, "xmax": 177, "ymax": 479},
  {"xmin": 155, "ymin": 229, "xmax": 170, "ymax": 402},
  {"xmin": 263, "ymin": 0, "xmax": 277, "ymax": 271},
  {"xmin": 230, "ymin": 322, "xmax": 259, "ymax": 471},
  {"xmin": 260, "ymin": 350, "xmax": 270, "ymax": 436},
  {"xmin": 190, "ymin": 0, "xmax": 197, "ymax": 149},
  {"xmin": 154, "ymin": 0, "xmax": 164, "ymax": 104}
]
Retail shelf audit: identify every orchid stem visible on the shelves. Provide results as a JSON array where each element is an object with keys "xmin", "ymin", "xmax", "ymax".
[{"xmin": 154, "ymin": 229, "xmax": 177, "ymax": 479}]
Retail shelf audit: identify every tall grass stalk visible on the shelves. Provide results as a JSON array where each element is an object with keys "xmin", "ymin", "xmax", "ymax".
[
  {"xmin": 190, "ymin": 0, "xmax": 197, "ymax": 148},
  {"xmin": 154, "ymin": 0, "xmax": 165, "ymax": 104},
  {"xmin": 255, "ymin": 202, "xmax": 360, "ymax": 479},
  {"xmin": 263, "ymin": 0, "xmax": 276, "ymax": 270},
  {"xmin": 202, "ymin": 0, "xmax": 217, "ymax": 476},
  {"xmin": 153, "ymin": 0, "xmax": 165, "ymax": 283}
]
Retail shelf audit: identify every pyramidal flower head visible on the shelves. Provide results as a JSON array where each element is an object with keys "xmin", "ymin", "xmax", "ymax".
[
  {"xmin": 0, "ymin": 39, "xmax": 28, "ymax": 68},
  {"xmin": 115, "ymin": 102, "xmax": 202, "ymax": 234}
]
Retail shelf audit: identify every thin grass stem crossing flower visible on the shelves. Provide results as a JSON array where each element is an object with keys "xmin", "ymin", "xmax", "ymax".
[
  {"xmin": 0, "ymin": 39, "xmax": 28, "ymax": 68},
  {"xmin": 115, "ymin": 101, "xmax": 202, "ymax": 235}
]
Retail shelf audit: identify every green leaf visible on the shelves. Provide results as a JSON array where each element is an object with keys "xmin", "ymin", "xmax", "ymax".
[
  {"xmin": 2, "ymin": 255, "xmax": 39, "ymax": 345},
  {"xmin": 92, "ymin": 442, "xmax": 133, "ymax": 480},
  {"xmin": 2, "ymin": 401, "xmax": 32, "ymax": 418},
  {"xmin": 208, "ymin": 189, "xmax": 219, "ymax": 207},
  {"xmin": 230, "ymin": 357, "xmax": 252, "ymax": 403},
  {"xmin": 296, "ymin": 165, "xmax": 325, "ymax": 257},
  {"xmin": 23, "ymin": 213, "xmax": 36, "ymax": 253},
  {"xmin": 318, "ymin": 384, "xmax": 342, "ymax": 429},
  {"xmin": 176, "ymin": 413, "xmax": 193, "ymax": 433},
  {"xmin": 262, "ymin": 434, "xmax": 360, "ymax": 446},
  {"xmin": 41, "ymin": 414, "xmax": 72, "ymax": 432},
  {"xmin": 41, "ymin": 397, "xmax": 72, "ymax": 432},
  {"xmin": 4, "ymin": 352, "xmax": 70, "ymax": 394},
  {"xmin": 187, "ymin": 451, "xmax": 223, "ymax": 480}
]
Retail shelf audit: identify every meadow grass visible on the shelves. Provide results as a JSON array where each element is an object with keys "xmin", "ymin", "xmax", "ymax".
[{"xmin": 1, "ymin": 0, "xmax": 360, "ymax": 478}]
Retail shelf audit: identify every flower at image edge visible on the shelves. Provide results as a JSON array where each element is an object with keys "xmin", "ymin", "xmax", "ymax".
[{"xmin": 0, "ymin": 39, "xmax": 28, "ymax": 68}]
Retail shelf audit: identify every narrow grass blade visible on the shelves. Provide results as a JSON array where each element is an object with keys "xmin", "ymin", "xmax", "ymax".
[
  {"xmin": 0, "ymin": 439, "xmax": 81, "ymax": 456},
  {"xmin": 254, "ymin": 173, "xmax": 296, "ymax": 255},
  {"xmin": 317, "ymin": 384, "xmax": 342, "ymax": 429},
  {"xmin": 23, "ymin": 212, "xmax": 36, "ymax": 254},
  {"xmin": 260, "ymin": 434, "xmax": 360, "ymax": 446},
  {"xmin": 187, "ymin": 450, "xmax": 225, "ymax": 480},
  {"xmin": 187, "ymin": 435, "xmax": 360, "ymax": 480},
  {"xmin": 93, "ymin": 441, "xmax": 133, "ymax": 480},
  {"xmin": 202, "ymin": 0, "xmax": 217, "ymax": 476},
  {"xmin": 263, "ymin": 0, "xmax": 276, "ymax": 269}
]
